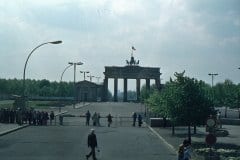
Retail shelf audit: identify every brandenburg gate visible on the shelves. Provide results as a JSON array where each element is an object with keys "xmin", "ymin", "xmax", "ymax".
[{"xmin": 103, "ymin": 52, "xmax": 162, "ymax": 102}]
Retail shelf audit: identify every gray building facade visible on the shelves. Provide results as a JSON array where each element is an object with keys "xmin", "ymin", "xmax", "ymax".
[{"xmin": 75, "ymin": 80, "xmax": 103, "ymax": 102}]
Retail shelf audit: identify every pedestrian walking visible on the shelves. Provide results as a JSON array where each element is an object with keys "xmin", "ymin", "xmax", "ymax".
[
  {"xmin": 132, "ymin": 112, "xmax": 137, "ymax": 127},
  {"xmin": 86, "ymin": 129, "xmax": 98, "ymax": 160},
  {"xmin": 138, "ymin": 114, "xmax": 142, "ymax": 127},
  {"xmin": 85, "ymin": 110, "xmax": 91, "ymax": 126},
  {"xmin": 107, "ymin": 113, "xmax": 113, "ymax": 127}
]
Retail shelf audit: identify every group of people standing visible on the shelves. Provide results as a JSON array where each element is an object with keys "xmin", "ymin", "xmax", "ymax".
[
  {"xmin": 0, "ymin": 108, "xmax": 55, "ymax": 126},
  {"xmin": 85, "ymin": 110, "xmax": 143, "ymax": 128},
  {"xmin": 85, "ymin": 110, "xmax": 113, "ymax": 127}
]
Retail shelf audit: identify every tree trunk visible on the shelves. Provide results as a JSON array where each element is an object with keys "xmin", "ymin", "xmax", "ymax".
[
  {"xmin": 188, "ymin": 124, "xmax": 191, "ymax": 144},
  {"xmin": 194, "ymin": 125, "xmax": 197, "ymax": 134},
  {"xmin": 225, "ymin": 106, "xmax": 227, "ymax": 118}
]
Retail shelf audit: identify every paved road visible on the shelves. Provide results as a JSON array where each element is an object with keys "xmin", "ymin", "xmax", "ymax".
[{"xmin": 0, "ymin": 102, "xmax": 177, "ymax": 160}]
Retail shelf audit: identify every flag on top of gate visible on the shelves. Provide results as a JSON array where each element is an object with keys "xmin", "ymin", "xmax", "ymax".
[{"xmin": 132, "ymin": 46, "xmax": 136, "ymax": 50}]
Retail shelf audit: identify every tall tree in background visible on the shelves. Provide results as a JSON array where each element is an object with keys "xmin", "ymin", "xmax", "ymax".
[{"xmin": 213, "ymin": 79, "xmax": 240, "ymax": 117}]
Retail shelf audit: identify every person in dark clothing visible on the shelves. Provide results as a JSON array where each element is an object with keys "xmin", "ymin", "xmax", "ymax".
[
  {"xmin": 138, "ymin": 114, "xmax": 143, "ymax": 127},
  {"xmin": 10, "ymin": 109, "xmax": 15, "ymax": 123},
  {"xmin": 107, "ymin": 113, "xmax": 113, "ymax": 127},
  {"xmin": 132, "ymin": 112, "xmax": 137, "ymax": 127},
  {"xmin": 50, "ymin": 111, "xmax": 54, "ymax": 125},
  {"xmin": 44, "ymin": 112, "xmax": 49, "ymax": 125},
  {"xmin": 163, "ymin": 117, "xmax": 167, "ymax": 128},
  {"xmin": 86, "ymin": 129, "xmax": 98, "ymax": 160},
  {"xmin": 32, "ymin": 111, "xmax": 37, "ymax": 125},
  {"xmin": 28, "ymin": 110, "xmax": 33, "ymax": 125},
  {"xmin": 85, "ymin": 110, "xmax": 91, "ymax": 126},
  {"xmin": 178, "ymin": 139, "xmax": 191, "ymax": 160},
  {"xmin": 92, "ymin": 112, "xmax": 97, "ymax": 126}
]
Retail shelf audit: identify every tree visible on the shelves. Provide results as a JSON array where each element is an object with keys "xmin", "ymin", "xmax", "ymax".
[
  {"xmin": 212, "ymin": 79, "xmax": 239, "ymax": 118},
  {"xmin": 140, "ymin": 84, "xmax": 157, "ymax": 103},
  {"xmin": 146, "ymin": 72, "xmax": 214, "ymax": 143}
]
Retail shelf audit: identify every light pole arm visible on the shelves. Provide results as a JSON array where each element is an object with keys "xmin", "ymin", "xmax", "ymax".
[
  {"xmin": 23, "ymin": 42, "xmax": 49, "ymax": 96},
  {"xmin": 22, "ymin": 40, "xmax": 62, "ymax": 96},
  {"xmin": 60, "ymin": 64, "xmax": 73, "ymax": 82}
]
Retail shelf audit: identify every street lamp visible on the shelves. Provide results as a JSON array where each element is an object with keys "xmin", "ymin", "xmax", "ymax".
[
  {"xmin": 208, "ymin": 73, "xmax": 218, "ymax": 116},
  {"xmin": 68, "ymin": 61, "xmax": 83, "ymax": 108},
  {"xmin": 238, "ymin": 67, "xmax": 240, "ymax": 119},
  {"xmin": 87, "ymin": 75, "xmax": 95, "ymax": 82},
  {"xmin": 80, "ymin": 71, "xmax": 89, "ymax": 80},
  {"xmin": 60, "ymin": 64, "xmax": 73, "ymax": 82},
  {"xmin": 208, "ymin": 73, "xmax": 218, "ymax": 88},
  {"xmin": 58, "ymin": 63, "xmax": 73, "ymax": 112},
  {"xmin": 95, "ymin": 76, "xmax": 101, "ymax": 83},
  {"xmin": 68, "ymin": 62, "xmax": 83, "ymax": 84},
  {"xmin": 22, "ymin": 40, "xmax": 62, "ymax": 108}
]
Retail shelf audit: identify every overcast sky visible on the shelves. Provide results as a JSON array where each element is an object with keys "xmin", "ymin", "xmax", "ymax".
[{"xmin": 0, "ymin": 0, "xmax": 239, "ymax": 92}]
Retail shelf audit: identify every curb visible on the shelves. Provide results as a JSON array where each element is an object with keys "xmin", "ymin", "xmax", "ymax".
[
  {"xmin": 0, "ymin": 124, "xmax": 29, "ymax": 136},
  {"xmin": 55, "ymin": 111, "xmax": 68, "ymax": 116},
  {"xmin": 75, "ymin": 103, "xmax": 91, "ymax": 109},
  {"xmin": 146, "ymin": 123, "xmax": 177, "ymax": 154}
]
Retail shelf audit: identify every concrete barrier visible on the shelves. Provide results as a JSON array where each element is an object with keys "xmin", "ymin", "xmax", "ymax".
[
  {"xmin": 54, "ymin": 111, "xmax": 68, "ymax": 125},
  {"xmin": 221, "ymin": 118, "xmax": 240, "ymax": 125},
  {"xmin": 150, "ymin": 118, "xmax": 171, "ymax": 127}
]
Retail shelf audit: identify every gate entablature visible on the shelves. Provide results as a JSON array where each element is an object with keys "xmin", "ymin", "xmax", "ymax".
[{"xmin": 104, "ymin": 66, "xmax": 161, "ymax": 79}]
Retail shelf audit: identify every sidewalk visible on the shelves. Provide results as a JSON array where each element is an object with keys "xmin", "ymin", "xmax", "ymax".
[
  {"xmin": 0, "ymin": 123, "xmax": 29, "ymax": 136},
  {"xmin": 63, "ymin": 102, "xmax": 90, "ymax": 109}
]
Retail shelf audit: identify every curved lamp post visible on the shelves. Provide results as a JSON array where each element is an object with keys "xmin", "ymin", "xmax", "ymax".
[
  {"xmin": 58, "ymin": 63, "xmax": 73, "ymax": 112},
  {"xmin": 68, "ymin": 61, "xmax": 83, "ymax": 108},
  {"xmin": 22, "ymin": 40, "xmax": 62, "ymax": 107},
  {"xmin": 60, "ymin": 64, "xmax": 73, "ymax": 82}
]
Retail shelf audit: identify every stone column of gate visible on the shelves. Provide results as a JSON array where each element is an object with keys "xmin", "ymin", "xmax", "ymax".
[
  {"xmin": 103, "ymin": 78, "xmax": 108, "ymax": 101},
  {"xmin": 114, "ymin": 78, "xmax": 118, "ymax": 102},
  {"xmin": 124, "ymin": 78, "xmax": 128, "ymax": 102},
  {"xmin": 136, "ymin": 78, "xmax": 141, "ymax": 102},
  {"xmin": 155, "ymin": 78, "xmax": 161, "ymax": 91},
  {"xmin": 146, "ymin": 78, "xmax": 150, "ymax": 91}
]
